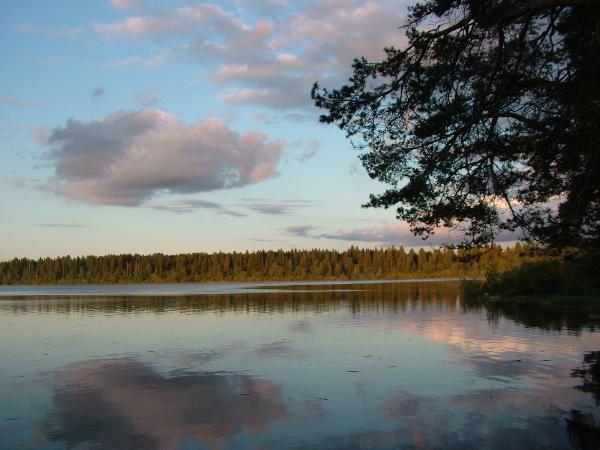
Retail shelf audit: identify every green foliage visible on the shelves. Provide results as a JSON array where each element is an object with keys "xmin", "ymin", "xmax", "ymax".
[
  {"xmin": 312, "ymin": 0, "xmax": 600, "ymax": 248},
  {"xmin": 0, "ymin": 244, "xmax": 537, "ymax": 285}
]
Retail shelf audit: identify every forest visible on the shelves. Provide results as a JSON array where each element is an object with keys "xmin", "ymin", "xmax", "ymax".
[{"xmin": 0, "ymin": 244, "xmax": 541, "ymax": 285}]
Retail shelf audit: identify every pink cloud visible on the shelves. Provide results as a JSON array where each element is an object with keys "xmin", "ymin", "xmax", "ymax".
[
  {"xmin": 94, "ymin": 1, "xmax": 410, "ymax": 110},
  {"xmin": 109, "ymin": 0, "xmax": 138, "ymax": 11},
  {"xmin": 41, "ymin": 109, "xmax": 284, "ymax": 206}
]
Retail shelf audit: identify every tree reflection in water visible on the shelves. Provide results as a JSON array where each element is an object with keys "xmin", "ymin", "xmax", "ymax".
[{"xmin": 566, "ymin": 352, "xmax": 600, "ymax": 450}]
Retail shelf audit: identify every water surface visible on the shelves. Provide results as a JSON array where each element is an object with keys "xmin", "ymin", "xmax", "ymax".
[{"xmin": 1, "ymin": 280, "xmax": 598, "ymax": 449}]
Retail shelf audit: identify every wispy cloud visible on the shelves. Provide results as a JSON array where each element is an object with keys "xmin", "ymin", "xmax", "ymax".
[
  {"xmin": 250, "ymin": 238, "xmax": 288, "ymax": 243},
  {"xmin": 15, "ymin": 22, "xmax": 82, "ymax": 38},
  {"xmin": 109, "ymin": 0, "xmax": 139, "ymax": 11},
  {"xmin": 94, "ymin": 4, "xmax": 249, "ymax": 38},
  {"xmin": 289, "ymin": 139, "xmax": 320, "ymax": 163},
  {"xmin": 109, "ymin": 50, "xmax": 173, "ymax": 68},
  {"xmin": 247, "ymin": 112, "xmax": 317, "ymax": 124},
  {"xmin": 283, "ymin": 225, "xmax": 316, "ymax": 237},
  {"xmin": 34, "ymin": 223, "xmax": 87, "ymax": 228},
  {"xmin": 283, "ymin": 222, "xmax": 521, "ymax": 246},
  {"xmin": 132, "ymin": 88, "xmax": 158, "ymax": 107},
  {"xmin": 91, "ymin": 87, "xmax": 105, "ymax": 101},
  {"xmin": 147, "ymin": 198, "xmax": 246, "ymax": 216},
  {"xmin": 0, "ymin": 96, "xmax": 38, "ymax": 107},
  {"xmin": 242, "ymin": 199, "xmax": 315, "ymax": 215}
]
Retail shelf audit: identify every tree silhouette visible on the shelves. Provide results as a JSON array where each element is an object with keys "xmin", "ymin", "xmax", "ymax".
[{"xmin": 312, "ymin": 0, "xmax": 600, "ymax": 249}]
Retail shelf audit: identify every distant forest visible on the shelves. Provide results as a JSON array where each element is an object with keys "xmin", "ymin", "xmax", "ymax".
[{"xmin": 0, "ymin": 244, "xmax": 544, "ymax": 285}]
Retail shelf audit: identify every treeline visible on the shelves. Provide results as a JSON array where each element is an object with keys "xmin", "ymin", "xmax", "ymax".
[{"xmin": 0, "ymin": 244, "xmax": 540, "ymax": 285}]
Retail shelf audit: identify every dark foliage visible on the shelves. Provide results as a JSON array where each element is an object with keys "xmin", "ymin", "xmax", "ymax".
[
  {"xmin": 565, "ymin": 410, "xmax": 600, "ymax": 450},
  {"xmin": 312, "ymin": 0, "xmax": 600, "ymax": 248},
  {"xmin": 566, "ymin": 352, "xmax": 600, "ymax": 450},
  {"xmin": 484, "ymin": 258, "xmax": 600, "ymax": 297},
  {"xmin": 572, "ymin": 351, "xmax": 600, "ymax": 405}
]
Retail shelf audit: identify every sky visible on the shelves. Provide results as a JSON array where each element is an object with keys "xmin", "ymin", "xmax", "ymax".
[{"xmin": 0, "ymin": 0, "xmax": 460, "ymax": 260}]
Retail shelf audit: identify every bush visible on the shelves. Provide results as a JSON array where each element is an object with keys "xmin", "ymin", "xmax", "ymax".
[{"xmin": 482, "ymin": 258, "xmax": 599, "ymax": 298}]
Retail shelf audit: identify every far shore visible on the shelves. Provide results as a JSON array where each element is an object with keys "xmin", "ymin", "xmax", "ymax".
[{"xmin": 0, "ymin": 277, "xmax": 463, "ymax": 298}]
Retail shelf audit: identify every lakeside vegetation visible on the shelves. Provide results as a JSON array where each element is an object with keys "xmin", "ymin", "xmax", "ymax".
[
  {"xmin": 461, "ymin": 254, "xmax": 600, "ymax": 325},
  {"xmin": 0, "ymin": 244, "xmax": 541, "ymax": 285},
  {"xmin": 462, "ymin": 253, "xmax": 599, "ymax": 298}
]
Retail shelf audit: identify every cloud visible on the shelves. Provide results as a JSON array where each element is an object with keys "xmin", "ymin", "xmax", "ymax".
[
  {"xmin": 220, "ymin": 87, "xmax": 311, "ymax": 109},
  {"xmin": 247, "ymin": 112, "xmax": 278, "ymax": 124},
  {"xmin": 147, "ymin": 198, "xmax": 222, "ymax": 213},
  {"xmin": 215, "ymin": 2, "xmax": 406, "ymax": 109},
  {"xmin": 242, "ymin": 199, "xmax": 314, "ymax": 215},
  {"xmin": 30, "ymin": 127, "xmax": 52, "ymax": 145},
  {"xmin": 219, "ymin": 210, "xmax": 248, "ymax": 217},
  {"xmin": 147, "ymin": 198, "xmax": 246, "ymax": 216},
  {"xmin": 15, "ymin": 22, "xmax": 82, "ymax": 38},
  {"xmin": 247, "ymin": 112, "xmax": 317, "ymax": 124},
  {"xmin": 109, "ymin": 0, "xmax": 138, "ymax": 11},
  {"xmin": 91, "ymin": 87, "xmax": 105, "ymax": 101},
  {"xmin": 94, "ymin": 5, "xmax": 249, "ymax": 38},
  {"xmin": 132, "ymin": 88, "xmax": 158, "ymax": 107},
  {"xmin": 283, "ymin": 222, "xmax": 520, "ymax": 246},
  {"xmin": 283, "ymin": 112, "xmax": 318, "ymax": 123},
  {"xmin": 283, "ymin": 225, "xmax": 316, "ymax": 237},
  {"xmin": 250, "ymin": 238, "xmax": 288, "ymax": 243},
  {"xmin": 237, "ymin": 0, "xmax": 289, "ymax": 18},
  {"xmin": 110, "ymin": 50, "xmax": 173, "ymax": 68},
  {"xmin": 0, "ymin": 96, "xmax": 38, "ymax": 107},
  {"xmin": 93, "ymin": 1, "xmax": 409, "ymax": 110},
  {"xmin": 34, "ymin": 223, "xmax": 87, "ymax": 228},
  {"xmin": 40, "ymin": 109, "xmax": 284, "ymax": 206},
  {"xmin": 319, "ymin": 223, "xmax": 428, "ymax": 245},
  {"xmin": 290, "ymin": 139, "xmax": 319, "ymax": 162}
]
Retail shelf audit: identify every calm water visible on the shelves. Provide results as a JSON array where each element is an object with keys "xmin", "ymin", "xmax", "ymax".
[{"xmin": 0, "ymin": 280, "xmax": 598, "ymax": 450}]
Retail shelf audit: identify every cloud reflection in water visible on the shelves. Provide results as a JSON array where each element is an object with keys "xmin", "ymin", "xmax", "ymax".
[{"xmin": 44, "ymin": 358, "xmax": 287, "ymax": 449}]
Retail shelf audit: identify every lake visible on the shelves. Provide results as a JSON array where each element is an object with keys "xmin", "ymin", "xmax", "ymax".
[{"xmin": 0, "ymin": 280, "xmax": 598, "ymax": 449}]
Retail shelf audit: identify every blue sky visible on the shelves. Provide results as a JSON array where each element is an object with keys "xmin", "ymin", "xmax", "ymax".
[{"xmin": 0, "ymin": 0, "xmax": 453, "ymax": 259}]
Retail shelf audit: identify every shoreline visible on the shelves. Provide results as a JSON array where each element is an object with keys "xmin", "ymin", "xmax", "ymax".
[{"xmin": 0, "ymin": 277, "xmax": 461, "ymax": 298}]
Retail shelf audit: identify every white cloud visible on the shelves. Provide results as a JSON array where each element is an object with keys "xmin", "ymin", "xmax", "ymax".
[{"xmin": 41, "ymin": 109, "xmax": 285, "ymax": 206}]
